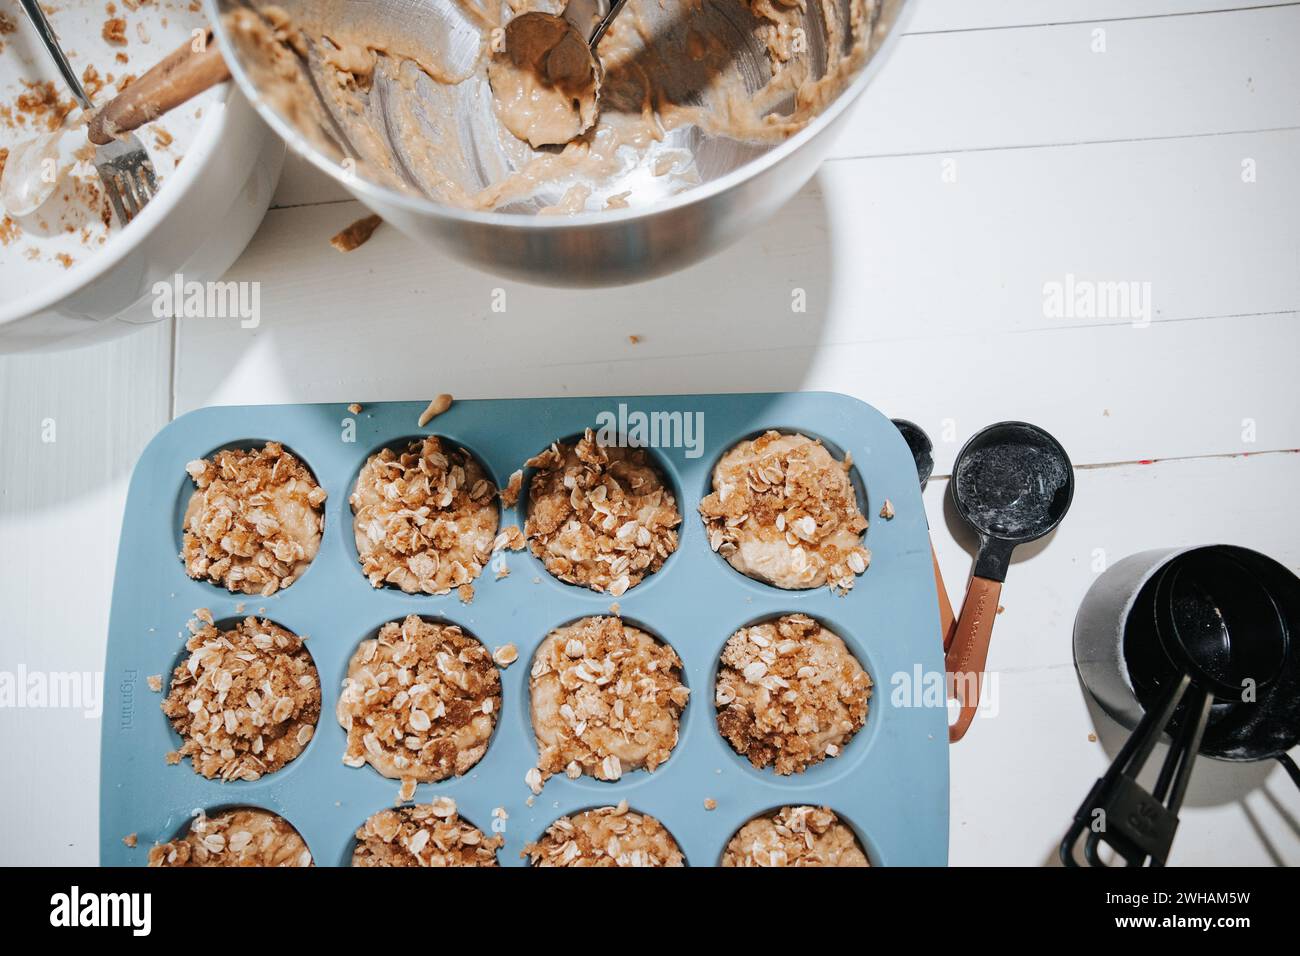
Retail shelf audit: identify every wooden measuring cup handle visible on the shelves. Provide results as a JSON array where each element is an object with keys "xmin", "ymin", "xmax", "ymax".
[
  {"xmin": 932, "ymin": 543, "xmax": 957, "ymax": 651},
  {"xmin": 945, "ymin": 575, "xmax": 1002, "ymax": 742},
  {"xmin": 88, "ymin": 31, "xmax": 230, "ymax": 145}
]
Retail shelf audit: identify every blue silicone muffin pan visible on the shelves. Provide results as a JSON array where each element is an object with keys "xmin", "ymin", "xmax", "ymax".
[{"xmin": 100, "ymin": 392, "xmax": 949, "ymax": 866}]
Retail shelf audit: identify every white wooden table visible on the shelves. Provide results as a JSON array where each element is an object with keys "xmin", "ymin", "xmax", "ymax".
[{"xmin": 2, "ymin": 0, "xmax": 1298, "ymax": 866}]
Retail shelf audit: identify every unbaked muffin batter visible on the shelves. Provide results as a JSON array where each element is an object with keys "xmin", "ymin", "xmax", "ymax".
[
  {"xmin": 351, "ymin": 798, "xmax": 502, "ymax": 866},
  {"xmin": 530, "ymin": 615, "xmax": 689, "ymax": 785},
  {"xmin": 337, "ymin": 615, "xmax": 501, "ymax": 791},
  {"xmin": 148, "ymin": 808, "xmax": 313, "ymax": 867},
  {"xmin": 182, "ymin": 442, "xmax": 326, "ymax": 596},
  {"xmin": 350, "ymin": 436, "xmax": 499, "ymax": 595},
  {"xmin": 715, "ymin": 613, "xmax": 872, "ymax": 774},
  {"xmin": 699, "ymin": 431, "xmax": 871, "ymax": 592},
  {"xmin": 161, "ymin": 612, "xmax": 321, "ymax": 782},
  {"xmin": 722, "ymin": 805, "xmax": 868, "ymax": 867},
  {"xmin": 524, "ymin": 802, "xmax": 684, "ymax": 867},
  {"xmin": 525, "ymin": 429, "xmax": 680, "ymax": 596}
]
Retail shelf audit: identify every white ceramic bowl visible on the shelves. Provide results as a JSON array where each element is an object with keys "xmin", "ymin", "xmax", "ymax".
[{"xmin": 0, "ymin": 3, "xmax": 282, "ymax": 352}]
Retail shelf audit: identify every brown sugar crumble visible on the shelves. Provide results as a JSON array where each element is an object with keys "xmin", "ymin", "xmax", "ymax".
[
  {"xmin": 722, "ymin": 806, "xmax": 869, "ymax": 867},
  {"xmin": 337, "ymin": 615, "xmax": 501, "ymax": 791},
  {"xmin": 330, "ymin": 213, "xmax": 383, "ymax": 252},
  {"xmin": 161, "ymin": 614, "xmax": 321, "ymax": 781},
  {"xmin": 529, "ymin": 616, "xmax": 688, "ymax": 788},
  {"xmin": 102, "ymin": 17, "xmax": 128, "ymax": 45},
  {"xmin": 352, "ymin": 798, "xmax": 502, "ymax": 867},
  {"xmin": 146, "ymin": 674, "xmax": 162, "ymax": 692},
  {"xmin": 524, "ymin": 802, "xmax": 684, "ymax": 867},
  {"xmin": 715, "ymin": 614, "xmax": 872, "ymax": 775},
  {"xmin": 181, "ymin": 443, "xmax": 326, "ymax": 596},
  {"xmin": 525, "ymin": 429, "xmax": 680, "ymax": 596},
  {"xmin": 149, "ymin": 809, "xmax": 313, "ymax": 867},
  {"xmin": 350, "ymin": 436, "xmax": 498, "ymax": 595},
  {"xmin": 122, "ymin": 832, "xmax": 138, "ymax": 848},
  {"xmin": 700, "ymin": 431, "xmax": 871, "ymax": 593},
  {"xmin": 879, "ymin": 499, "xmax": 895, "ymax": 520}
]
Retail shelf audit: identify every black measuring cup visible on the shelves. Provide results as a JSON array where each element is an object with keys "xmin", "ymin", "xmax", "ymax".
[
  {"xmin": 945, "ymin": 422, "xmax": 1074, "ymax": 741},
  {"xmin": 1062, "ymin": 549, "xmax": 1288, "ymax": 866},
  {"xmin": 892, "ymin": 419, "xmax": 956, "ymax": 649}
]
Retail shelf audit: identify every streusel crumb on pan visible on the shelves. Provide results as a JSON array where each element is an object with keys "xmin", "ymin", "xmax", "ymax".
[
  {"xmin": 148, "ymin": 808, "xmax": 313, "ymax": 867},
  {"xmin": 530, "ymin": 616, "xmax": 689, "ymax": 786},
  {"xmin": 524, "ymin": 802, "xmax": 684, "ymax": 867},
  {"xmin": 722, "ymin": 806, "xmax": 869, "ymax": 867},
  {"xmin": 351, "ymin": 436, "xmax": 498, "ymax": 594},
  {"xmin": 351, "ymin": 798, "xmax": 502, "ymax": 867},
  {"xmin": 699, "ymin": 431, "xmax": 870, "ymax": 592},
  {"xmin": 525, "ymin": 429, "xmax": 680, "ymax": 596},
  {"xmin": 182, "ymin": 443, "xmax": 326, "ymax": 596},
  {"xmin": 161, "ymin": 614, "xmax": 320, "ymax": 781},
  {"xmin": 337, "ymin": 615, "xmax": 501, "ymax": 791},
  {"xmin": 715, "ymin": 614, "xmax": 871, "ymax": 775}
]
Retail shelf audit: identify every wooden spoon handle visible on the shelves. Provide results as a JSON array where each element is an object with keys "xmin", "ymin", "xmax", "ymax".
[
  {"xmin": 945, "ymin": 575, "xmax": 1003, "ymax": 742},
  {"xmin": 88, "ymin": 30, "xmax": 230, "ymax": 145},
  {"xmin": 932, "ymin": 541, "xmax": 957, "ymax": 651}
]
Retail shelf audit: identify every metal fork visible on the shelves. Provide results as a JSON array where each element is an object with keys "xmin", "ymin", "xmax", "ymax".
[{"xmin": 18, "ymin": 0, "xmax": 157, "ymax": 226}]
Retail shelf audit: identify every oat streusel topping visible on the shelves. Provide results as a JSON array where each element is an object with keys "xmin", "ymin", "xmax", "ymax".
[
  {"xmin": 351, "ymin": 437, "xmax": 499, "ymax": 595},
  {"xmin": 351, "ymin": 798, "xmax": 502, "ymax": 867},
  {"xmin": 715, "ymin": 614, "xmax": 871, "ymax": 775},
  {"xmin": 525, "ymin": 430, "xmax": 680, "ymax": 596},
  {"xmin": 524, "ymin": 802, "xmax": 684, "ymax": 867},
  {"xmin": 530, "ymin": 616, "xmax": 689, "ymax": 786},
  {"xmin": 722, "ymin": 806, "xmax": 869, "ymax": 867},
  {"xmin": 337, "ymin": 615, "xmax": 501, "ymax": 790},
  {"xmin": 148, "ymin": 809, "xmax": 313, "ymax": 868},
  {"xmin": 161, "ymin": 613, "xmax": 321, "ymax": 781},
  {"xmin": 182, "ymin": 442, "xmax": 326, "ymax": 596},
  {"xmin": 699, "ymin": 432, "xmax": 870, "ymax": 592}
]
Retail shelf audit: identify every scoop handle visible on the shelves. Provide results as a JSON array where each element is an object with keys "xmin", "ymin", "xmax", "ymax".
[
  {"xmin": 945, "ymin": 575, "xmax": 1002, "ymax": 742},
  {"xmin": 932, "ymin": 542, "xmax": 957, "ymax": 651},
  {"xmin": 88, "ymin": 31, "xmax": 230, "ymax": 145}
]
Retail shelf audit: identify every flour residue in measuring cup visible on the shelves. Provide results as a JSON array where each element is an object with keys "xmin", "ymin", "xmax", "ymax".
[{"xmin": 955, "ymin": 442, "xmax": 1071, "ymax": 538}]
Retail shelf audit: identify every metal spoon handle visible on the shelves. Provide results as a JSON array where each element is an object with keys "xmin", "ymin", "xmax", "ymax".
[
  {"xmin": 18, "ymin": 0, "xmax": 94, "ymax": 110},
  {"xmin": 589, "ymin": 0, "xmax": 630, "ymax": 47}
]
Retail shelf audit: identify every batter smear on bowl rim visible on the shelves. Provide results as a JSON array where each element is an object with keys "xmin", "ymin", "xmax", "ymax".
[{"xmin": 700, "ymin": 431, "xmax": 871, "ymax": 592}]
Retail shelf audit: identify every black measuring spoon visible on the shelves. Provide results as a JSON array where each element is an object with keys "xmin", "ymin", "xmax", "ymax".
[
  {"xmin": 892, "ymin": 419, "xmax": 957, "ymax": 649},
  {"xmin": 1062, "ymin": 549, "xmax": 1288, "ymax": 866},
  {"xmin": 945, "ymin": 422, "xmax": 1074, "ymax": 742}
]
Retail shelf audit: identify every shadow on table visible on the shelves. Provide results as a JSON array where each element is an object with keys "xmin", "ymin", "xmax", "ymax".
[{"xmin": 3, "ymin": 171, "xmax": 846, "ymax": 515}]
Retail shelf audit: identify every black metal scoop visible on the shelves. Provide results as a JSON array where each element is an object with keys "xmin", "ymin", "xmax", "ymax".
[
  {"xmin": 892, "ymin": 419, "xmax": 955, "ymax": 650},
  {"xmin": 945, "ymin": 422, "xmax": 1074, "ymax": 741},
  {"xmin": 1062, "ymin": 549, "xmax": 1289, "ymax": 866},
  {"xmin": 892, "ymin": 419, "xmax": 934, "ymax": 488}
]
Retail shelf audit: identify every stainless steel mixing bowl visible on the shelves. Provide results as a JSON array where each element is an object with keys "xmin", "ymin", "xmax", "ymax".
[{"xmin": 208, "ymin": 0, "xmax": 910, "ymax": 285}]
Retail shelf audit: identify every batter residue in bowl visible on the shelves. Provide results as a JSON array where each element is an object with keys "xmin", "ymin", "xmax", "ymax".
[{"xmin": 225, "ymin": 0, "xmax": 879, "ymax": 213}]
